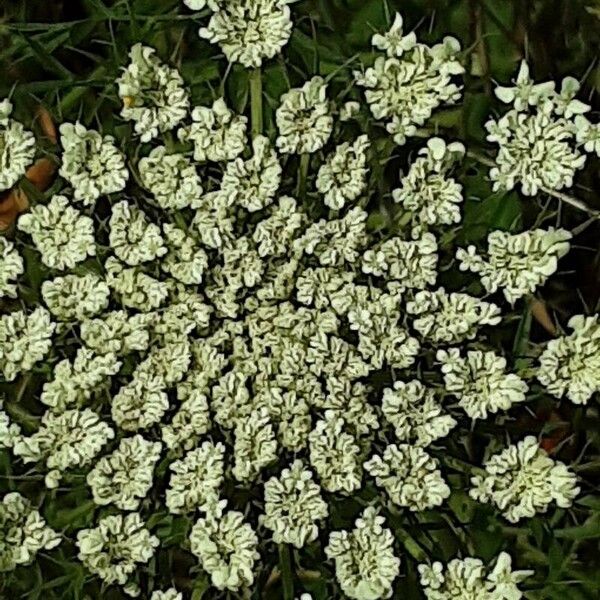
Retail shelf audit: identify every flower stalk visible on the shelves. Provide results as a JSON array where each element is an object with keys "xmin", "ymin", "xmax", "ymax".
[
  {"xmin": 278, "ymin": 543, "xmax": 294, "ymax": 600},
  {"xmin": 250, "ymin": 67, "xmax": 263, "ymax": 138},
  {"xmin": 297, "ymin": 153, "xmax": 310, "ymax": 199}
]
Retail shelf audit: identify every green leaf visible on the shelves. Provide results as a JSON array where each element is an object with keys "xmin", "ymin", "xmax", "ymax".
[
  {"xmin": 447, "ymin": 490, "xmax": 477, "ymax": 524},
  {"xmin": 576, "ymin": 495, "xmax": 600, "ymax": 511},
  {"xmin": 45, "ymin": 499, "xmax": 96, "ymax": 531},
  {"xmin": 191, "ymin": 574, "xmax": 211, "ymax": 600},
  {"xmin": 279, "ymin": 544, "xmax": 294, "ymax": 600},
  {"xmin": 345, "ymin": 0, "xmax": 386, "ymax": 47},
  {"xmin": 555, "ymin": 515, "xmax": 600, "ymax": 540},
  {"xmin": 227, "ymin": 65, "xmax": 249, "ymax": 114},
  {"xmin": 17, "ymin": 32, "xmax": 73, "ymax": 79},
  {"xmin": 460, "ymin": 189, "xmax": 522, "ymax": 243}
]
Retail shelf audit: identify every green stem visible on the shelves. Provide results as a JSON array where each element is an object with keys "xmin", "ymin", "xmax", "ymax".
[
  {"xmin": 250, "ymin": 67, "xmax": 263, "ymax": 138},
  {"xmin": 296, "ymin": 153, "xmax": 310, "ymax": 200},
  {"xmin": 4, "ymin": 400, "xmax": 40, "ymax": 433},
  {"xmin": 51, "ymin": 499, "xmax": 96, "ymax": 529},
  {"xmin": 464, "ymin": 149, "xmax": 600, "ymax": 218},
  {"xmin": 387, "ymin": 518, "xmax": 429, "ymax": 562},
  {"xmin": 3, "ymin": 374, "xmax": 40, "ymax": 432},
  {"xmin": 394, "ymin": 209, "xmax": 413, "ymax": 230},
  {"xmin": 20, "ymin": 178, "xmax": 46, "ymax": 204},
  {"xmin": 59, "ymin": 65, "xmax": 107, "ymax": 114},
  {"xmin": 278, "ymin": 544, "xmax": 294, "ymax": 600},
  {"xmin": 440, "ymin": 455, "xmax": 486, "ymax": 477}
]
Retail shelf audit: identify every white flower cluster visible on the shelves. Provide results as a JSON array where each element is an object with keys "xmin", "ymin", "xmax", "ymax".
[
  {"xmin": 166, "ymin": 441, "xmax": 225, "ymax": 514},
  {"xmin": 0, "ymin": 98, "xmax": 35, "ymax": 192},
  {"xmin": 41, "ymin": 273, "xmax": 110, "ymax": 321},
  {"xmin": 0, "ymin": 401, "xmax": 21, "ymax": 449},
  {"xmin": 308, "ymin": 411, "xmax": 362, "ymax": 493},
  {"xmin": 17, "ymin": 195, "xmax": 96, "ymax": 269},
  {"xmin": 13, "ymin": 408, "xmax": 114, "ymax": 488},
  {"xmin": 537, "ymin": 314, "xmax": 600, "ymax": 405},
  {"xmin": 418, "ymin": 551, "xmax": 532, "ymax": 599},
  {"xmin": 189, "ymin": 500, "xmax": 260, "ymax": 592},
  {"xmin": 109, "ymin": 200, "xmax": 166, "ymax": 266},
  {"xmin": 325, "ymin": 507, "xmax": 400, "ymax": 600},
  {"xmin": 406, "ymin": 289, "xmax": 501, "ymax": 344},
  {"xmin": 261, "ymin": 459, "xmax": 328, "ymax": 548},
  {"xmin": 87, "ymin": 435, "xmax": 162, "ymax": 510},
  {"xmin": 316, "ymin": 135, "xmax": 370, "ymax": 210},
  {"xmin": 382, "ymin": 380, "xmax": 456, "ymax": 446},
  {"xmin": 437, "ymin": 349, "xmax": 528, "ymax": 420},
  {"xmin": 162, "ymin": 223, "xmax": 209, "ymax": 284},
  {"xmin": 457, "ymin": 228, "xmax": 572, "ymax": 303},
  {"xmin": 0, "ymin": 307, "xmax": 55, "ymax": 381},
  {"xmin": 470, "ymin": 436, "xmax": 580, "ymax": 522},
  {"xmin": 355, "ymin": 14, "xmax": 464, "ymax": 145},
  {"xmin": 41, "ymin": 347, "xmax": 120, "ymax": 412},
  {"xmin": 80, "ymin": 309, "xmax": 152, "ymax": 355},
  {"xmin": 296, "ymin": 206, "xmax": 369, "ymax": 268},
  {"xmin": 365, "ymin": 444, "xmax": 450, "ymax": 511},
  {"xmin": 59, "ymin": 122, "xmax": 128, "ymax": 205},
  {"xmin": 197, "ymin": 0, "xmax": 293, "ymax": 68},
  {"xmin": 111, "ymin": 341, "xmax": 191, "ymax": 431},
  {"xmin": 76, "ymin": 512, "xmax": 159, "ymax": 594},
  {"xmin": 104, "ymin": 256, "xmax": 171, "ymax": 311},
  {"xmin": 392, "ymin": 138, "xmax": 465, "ymax": 227},
  {"xmin": 138, "ymin": 146, "xmax": 203, "ymax": 210},
  {"xmin": 233, "ymin": 407, "xmax": 278, "ymax": 482},
  {"xmin": 253, "ymin": 195, "xmax": 306, "ymax": 257},
  {"xmin": 178, "ymin": 97, "xmax": 247, "ymax": 163},
  {"xmin": 487, "ymin": 61, "xmax": 599, "ymax": 195},
  {"xmin": 2, "ymin": 8, "xmax": 596, "ymax": 595},
  {"xmin": 161, "ymin": 375, "xmax": 211, "ymax": 451},
  {"xmin": 117, "ymin": 44, "xmax": 189, "ymax": 142},
  {"xmin": 362, "ymin": 233, "xmax": 438, "ymax": 288},
  {"xmin": 276, "ymin": 76, "xmax": 333, "ymax": 154},
  {"xmin": 0, "ymin": 237, "xmax": 23, "ymax": 298},
  {"xmin": 220, "ymin": 134, "xmax": 282, "ymax": 211},
  {"xmin": 0, "ymin": 492, "xmax": 61, "ymax": 572}
]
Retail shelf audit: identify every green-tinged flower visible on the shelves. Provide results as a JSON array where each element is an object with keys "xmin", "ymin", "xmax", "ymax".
[
  {"xmin": 326, "ymin": 507, "xmax": 400, "ymax": 600},
  {"xmin": 166, "ymin": 441, "xmax": 225, "ymax": 514},
  {"xmin": 190, "ymin": 500, "xmax": 260, "ymax": 592},
  {"xmin": 199, "ymin": 0, "xmax": 293, "ymax": 68},
  {"xmin": 355, "ymin": 18, "xmax": 463, "ymax": 145},
  {"xmin": 364, "ymin": 444, "xmax": 450, "ymax": 511},
  {"xmin": 17, "ymin": 195, "xmax": 96, "ymax": 270},
  {"xmin": 59, "ymin": 122, "xmax": 128, "ymax": 205},
  {"xmin": 87, "ymin": 435, "xmax": 162, "ymax": 510},
  {"xmin": 419, "ymin": 551, "xmax": 532, "ymax": 599},
  {"xmin": 0, "ymin": 308, "xmax": 55, "ymax": 382},
  {"xmin": 470, "ymin": 436, "xmax": 579, "ymax": 522},
  {"xmin": 437, "ymin": 348, "xmax": 528, "ymax": 419},
  {"xmin": 13, "ymin": 408, "xmax": 114, "ymax": 488},
  {"xmin": 537, "ymin": 314, "xmax": 600, "ymax": 405},
  {"xmin": 0, "ymin": 237, "xmax": 23, "ymax": 299},
  {"xmin": 276, "ymin": 76, "xmax": 333, "ymax": 154},
  {"xmin": 0, "ymin": 492, "xmax": 61, "ymax": 572},
  {"xmin": 0, "ymin": 99, "xmax": 35, "ymax": 192},
  {"xmin": 261, "ymin": 459, "xmax": 328, "ymax": 548},
  {"xmin": 117, "ymin": 44, "xmax": 189, "ymax": 142},
  {"xmin": 76, "ymin": 513, "xmax": 159, "ymax": 591}
]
